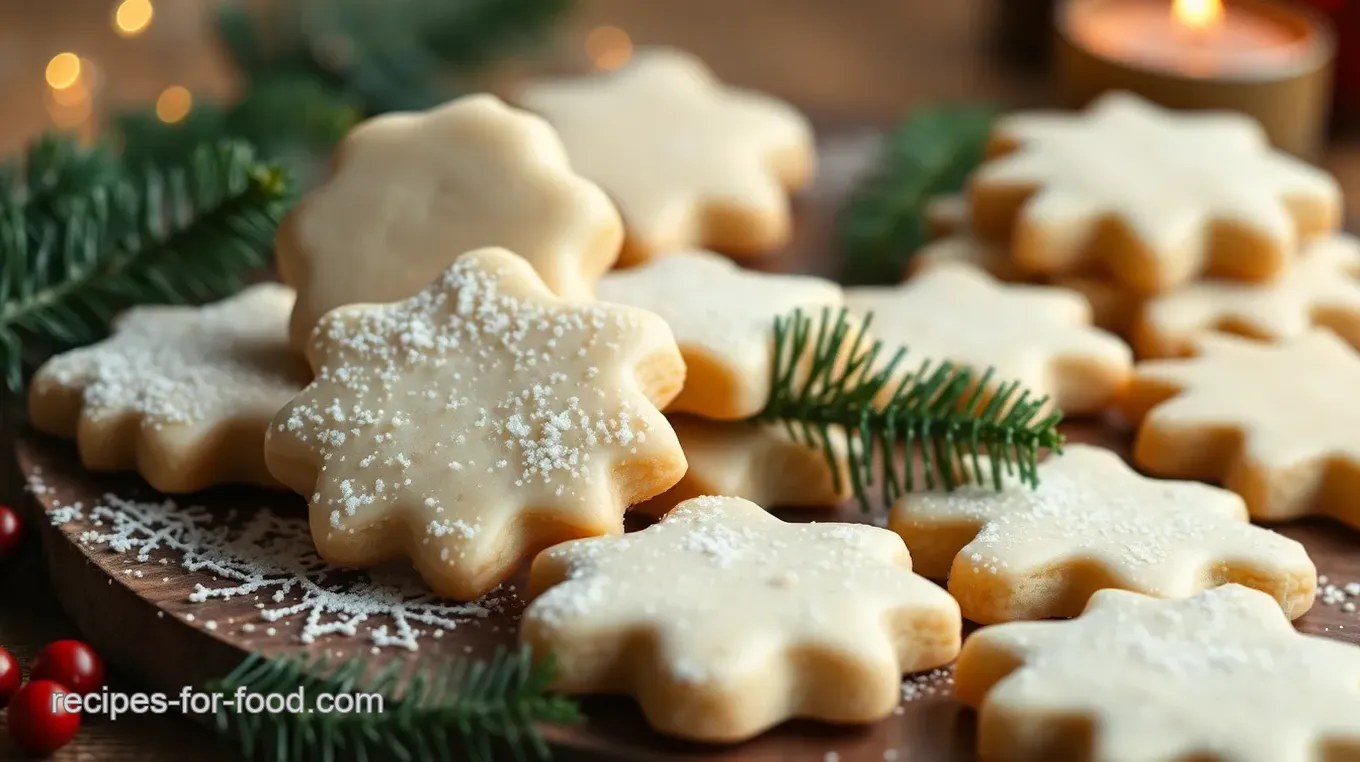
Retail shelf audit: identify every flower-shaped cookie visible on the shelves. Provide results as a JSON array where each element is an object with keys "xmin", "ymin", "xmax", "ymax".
[
  {"xmin": 970, "ymin": 92, "xmax": 1341, "ymax": 293},
  {"xmin": 954, "ymin": 585, "xmax": 1360, "ymax": 762},
  {"xmin": 276, "ymin": 93, "xmax": 623, "ymax": 349},
  {"xmin": 519, "ymin": 48, "xmax": 814, "ymax": 264},
  {"xmin": 845, "ymin": 266, "xmax": 1132, "ymax": 414},
  {"xmin": 521, "ymin": 496, "xmax": 961, "ymax": 742},
  {"xmin": 1134, "ymin": 233, "xmax": 1360, "ymax": 359},
  {"xmin": 265, "ymin": 248, "xmax": 687, "ymax": 600},
  {"xmin": 634, "ymin": 417, "xmax": 851, "ymax": 517},
  {"xmin": 29, "ymin": 284, "xmax": 310, "ymax": 493},
  {"xmin": 1123, "ymin": 330, "xmax": 1360, "ymax": 529},
  {"xmin": 890, "ymin": 444, "xmax": 1315, "ymax": 624},
  {"xmin": 595, "ymin": 250, "xmax": 845, "ymax": 419}
]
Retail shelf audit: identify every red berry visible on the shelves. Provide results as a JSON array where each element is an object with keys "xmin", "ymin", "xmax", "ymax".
[
  {"xmin": 0, "ymin": 647, "xmax": 18, "ymax": 708},
  {"xmin": 0, "ymin": 506, "xmax": 22, "ymax": 560},
  {"xmin": 29, "ymin": 641, "xmax": 103, "ymax": 696},
  {"xmin": 6, "ymin": 679, "xmax": 81, "ymax": 756}
]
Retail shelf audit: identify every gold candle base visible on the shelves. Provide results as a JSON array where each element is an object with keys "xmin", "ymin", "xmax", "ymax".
[{"xmin": 1056, "ymin": 0, "xmax": 1335, "ymax": 158}]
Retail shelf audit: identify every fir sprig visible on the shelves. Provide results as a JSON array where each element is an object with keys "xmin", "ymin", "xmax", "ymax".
[
  {"xmin": 205, "ymin": 646, "xmax": 581, "ymax": 762},
  {"xmin": 755, "ymin": 307, "xmax": 1064, "ymax": 510},
  {"xmin": 0, "ymin": 133, "xmax": 121, "ymax": 218},
  {"xmin": 837, "ymin": 105, "xmax": 994, "ymax": 285},
  {"xmin": 0, "ymin": 140, "xmax": 292, "ymax": 391}
]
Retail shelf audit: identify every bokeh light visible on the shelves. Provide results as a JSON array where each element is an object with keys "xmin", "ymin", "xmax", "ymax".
[
  {"xmin": 45, "ymin": 53, "xmax": 82, "ymax": 90},
  {"xmin": 155, "ymin": 85, "xmax": 192, "ymax": 123},
  {"xmin": 114, "ymin": 0, "xmax": 155, "ymax": 38},
  {"xmin": 585, "ymin": 26, "xmax": 633, "ymax": 71}
]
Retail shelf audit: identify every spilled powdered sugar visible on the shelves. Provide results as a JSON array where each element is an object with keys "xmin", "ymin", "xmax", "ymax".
[{"xmin": 43, "ymin": 480, "xmax": 504, "ymax": 650}]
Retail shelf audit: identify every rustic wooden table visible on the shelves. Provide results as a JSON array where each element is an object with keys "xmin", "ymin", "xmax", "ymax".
[{"xmin": 2, "ymin": 1, "xmax": 1359, "ymax": 759}]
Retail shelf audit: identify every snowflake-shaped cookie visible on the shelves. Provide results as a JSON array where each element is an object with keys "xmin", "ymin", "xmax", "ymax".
[
  {"xmin": 521, "ymin": 495, "xmax": 961, "ymax": 742},
  {"xmin": 954, "ymin": 585, "xmax": 1360, "ymax": 762},
  {"xmin": 595, "ymin": 250, "xmax": 845, "ymax": 419},
  {"xmin": 1124, "ymin": 330, "xmax": 1360, "ymax": 528},
  {"xmin": 264, "ymin": 248, "xmax": 688, "ymax": 600},
  {"xmin": 1134, "ymin": 233, "xmax": 1360, "ymax": 359},
  {"xmin": 634, "ymin": 417, "xmax": 851, "ymax": 517},
  {"xmin": 29, "ymin": 284, "xmax": 310, "ymax": 493},
  {"xmin": 890, "ymin": 444, "xmax": 1315, "ymax": 624},
  {"xmin": 970, "ymin": 92, "xmax": 1341, "ymax": 293},
  {"xmin": 519, "ymin": 48, "xmax": 814, "ymax": 264},
  {"xmin": 277, "ymin": 93, "xmax": 623, "ymax": 349},
  {"xmin": 844, "ymin": 266, "xmax": 1132, "ymax": 414}
]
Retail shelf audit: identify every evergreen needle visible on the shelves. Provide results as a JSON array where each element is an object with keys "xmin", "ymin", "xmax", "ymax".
[
  {"xmin": 0, "ymin": 139, "xmax": 292, "ymax": 392},
  {"xmin": 755, "ymin": 307, "xmax": 1065, "ymax": 511},
  {"xmin": 837, "ymin": 105, "xmax": 994, "ymax": 285},
  {"xmin": 205, "ymin": 646, "xmax": 582, "ymax": 762}
]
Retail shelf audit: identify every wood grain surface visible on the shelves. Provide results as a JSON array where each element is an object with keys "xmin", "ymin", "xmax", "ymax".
[{"xmin": 4, "ymin": 1, "xmax": 1360, "ymax": 761}]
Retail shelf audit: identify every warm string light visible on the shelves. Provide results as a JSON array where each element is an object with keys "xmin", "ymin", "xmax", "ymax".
[
  {"xmin": 114, "ymin": 0, "xmax": 155, "ymax": 38},
  {"xmin": 155, "ymin": 85, "xmax": 192, "ymax": 124},
  {"xmin": 585, "ymin": 26, "xmax": 632, "ymax": 71},
  {"xmin": 44, "ymin": 53, "xmax": 93, "ymax": 129}
]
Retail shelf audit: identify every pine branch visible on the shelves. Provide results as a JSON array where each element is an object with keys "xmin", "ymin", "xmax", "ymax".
[
  {"xmin": 0, "ymin": 140, "xmax": 292, "ymax": 392},
  {"xmin": 754, "ymin": 307, "xmax": 1065, "ymax": 511},
  {"xmin": 837, "ymin": 105, "xmax": 994, "ymax": 285},
  {"xmin": 0, "ymin": 132, "xmax": 121, "ymax": 219},
  {"xmin": 205, "ymin": 646, "xmax": 582, "ymax": 762}
]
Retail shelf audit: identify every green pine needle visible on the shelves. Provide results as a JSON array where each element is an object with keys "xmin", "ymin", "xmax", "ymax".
[
  {"xmin": 0, "ymin": 132, "xmax": 121, "ymax": 218},
  {"xmin": 0, "ymin": 140, "xmax": 292, "ymax": 392},
  {"xmin": 205, "ymin": 646, "xmax": 582, "ymax": 762},
  {"xmin": 837, "ymin": 105, "xmax": 994, "ymax": 285},
  {"xmin": 754, "ymin": 307, "xmax": 1065, "ymax": 511}
]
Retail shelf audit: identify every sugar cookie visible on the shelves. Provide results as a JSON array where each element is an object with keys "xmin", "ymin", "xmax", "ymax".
[
  {"xmin": 925, "ymin": 193, "xmax": 970, "ymax": 240},
  {"xmin": 954, "ymin": 585, "xmax": 1360, "ymax": 762},
  {"xmin": 520, "ymin": 48, "xmax": 814, "ymax": 265},
  {"xmin": 1134, "ymin": 233, "xmax": 1360, "ymax": 359},
  {"xmin": 906, "ymin": 234, "xmax": 1028, "ymax": 282},
  {"xmin": 970, "ymin": 92, "xmax": 1341, "ymax": 293},
  {"xmin": 890, "ymin": 444, "xmax": 1315, "ymax": 624},
  {"xmin": 521, "ymin": 495, "xmax": 961, "ymax": 743},
  {"xmin": 596, "ymin": 250, "xmax": 845, "ymax": 419},
  {"xmin": 845, "ymin": 266, "xmax": 1132, "ymax": 414},
  {"xmin": 1123, "ymin": 330, "xmax": 1360, "ymax": 529},
  {"xmin": 29, "ymin": 284, "xmax": 309, "ymax": 493},
  {"xmin": 276, "ymin": 93, "xmax": 623, "ymax": 350},
  {"xmin": 634, "ymin": 417, "xmax": 851, "ymax": 517},
  {"xmin": 265, "ymin": 248, "xmax": 687, "ymax": 600}
]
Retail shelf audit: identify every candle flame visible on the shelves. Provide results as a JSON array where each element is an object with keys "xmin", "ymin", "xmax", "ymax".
[{"xmin": 1172, "ymin": 0, "xmax": 1224, "ymax": 31}]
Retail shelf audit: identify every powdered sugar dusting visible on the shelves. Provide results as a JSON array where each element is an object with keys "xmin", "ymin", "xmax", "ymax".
[
  {"xmin": 35, "ymin": 283, "xmax": 308, "ymax": 427},
  {"xmin": 47, "ymin": 492, "xmax": 506, "ymax": 650}
]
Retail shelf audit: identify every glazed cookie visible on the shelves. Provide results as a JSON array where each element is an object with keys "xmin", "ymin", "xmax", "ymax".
[
  {"xmin": 845, "ymin": 266, "xmax": 1132, "ymax": 414},
  {"xmin": 277, "ymin": 93, "xmax": 623, "ymax": 349},
  {"xmin": 521, "ymin": 495, "xmax": 961, "ymax": 743},
  {"xmin": 906, "ymin": 234, "xmax": 1028, "ymax": 282},
  {"xmin": 595, "ymin": 250, "xmax": 846, "ymax": 419},
  {"xmin": 1134, "ymin": 233, "xmax": 1360, "ymax": 359},
  {"xmin": 954, "ymin": 585, "xmax": 1360, "ymax": 762},
  {"xmin": 634, "ymin": 417, "xmax": 851, "ymax": 517},
  {"xmin": 1123, "ymin": 331, "xmax": 1360, "ymax": 529},
  {"xmin": 29, "ymin": 284, "xmax": 309, "ymax": 493},
  {"xmin": 970, "ymin": 92, "xmax": 1342, "ymax": 293},
  {"xmin": 519, "ymin": 48, "xmax": 814, "ymax": 264},
  {"xmin": 265, "ymin": 248, "xmax": 687, "ymax": 600},
  {"xmin": 924, "ymin": 193, "xmax": 970, "ymax": 240},
  {"xmin": 890, "ymin": 444, "xmax": 1315, "ymax": 624}
]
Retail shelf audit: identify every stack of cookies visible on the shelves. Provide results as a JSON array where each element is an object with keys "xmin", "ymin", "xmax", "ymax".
[{"xmin": 23, "ymin": 48, "xmax": 1360, "ymax": 758}]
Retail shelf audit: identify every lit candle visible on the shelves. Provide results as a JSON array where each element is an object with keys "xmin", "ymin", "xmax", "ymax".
[{"xmin": 1056, "ymin": 0, "xmax": 1335, "ymax": 155}]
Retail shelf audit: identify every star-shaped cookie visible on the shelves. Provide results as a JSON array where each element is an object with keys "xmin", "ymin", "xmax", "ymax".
[
  {"xmin": 276, "ymin": 93, "xmax": 623, "ymax": 349},
  {"xmin": 595, "ymin": 250, "xmax": 846, "ymax": 419},
  {"xmin": 844, "ymin": 266, "xmax": 1132, "ymax": 414},
  {"xmin": 519, "ymin": 48, "xmax": 814, "ymax": 264},
  {"xmin": 890, "ymin": 444, "xmax": 1315, "ymax": 624},
  {"xmin": 1123, "ymin": 330, "xmax": 1360, "ymax": 528},
  {"xmin": 264, "ymin": 248, "xmax": 688, "ymax": 600},
  {"xmin": 954, "ymin": 585, "xmax": 1360, "ymax": 762},
  {"xmin": 633, "ymin": 417, "xmax": 852, "ymax": 517},
  {"xmin": 521, "ymin": 495, "xmax": 961, "ymax": 742},
  {"xmin": 29, "ymin": 284, "xmax": 310, "ymax": 493},
  {"xmin": 1134, "ymin": 233, "xmax": 1360, "ymax": 359},
  {"xmin": 970, "ymin": 92, "xmax": 1341, "ymax": 293}
]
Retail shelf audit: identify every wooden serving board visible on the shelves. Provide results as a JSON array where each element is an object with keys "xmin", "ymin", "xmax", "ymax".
[{"xmin": 16, "ymin": 132, "xmax": 1360, "ymax": 762}]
